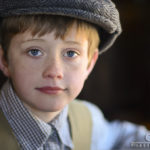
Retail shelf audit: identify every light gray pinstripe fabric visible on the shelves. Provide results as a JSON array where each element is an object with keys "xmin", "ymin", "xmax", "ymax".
[{"xmin": 0, "ymin": 81, "xmax": 73, "ymax": 150}]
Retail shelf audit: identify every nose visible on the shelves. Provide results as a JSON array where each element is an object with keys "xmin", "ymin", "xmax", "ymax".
[{"xmin": 42, "ymin": 58, "xmax": 63, "ymax": 79}]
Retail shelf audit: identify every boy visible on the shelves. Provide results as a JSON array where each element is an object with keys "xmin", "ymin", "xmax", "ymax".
[{"xmin": 0, "ymin": 0, "xmax": 149, "ymax": 150}]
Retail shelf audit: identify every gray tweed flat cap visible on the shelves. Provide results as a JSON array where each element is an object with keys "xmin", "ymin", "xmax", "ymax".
[{"xmin": 0, "ymin": 0, "xmax": 122, "ymax": 54}]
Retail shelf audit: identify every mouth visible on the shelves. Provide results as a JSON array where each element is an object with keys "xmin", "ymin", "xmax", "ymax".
[{"xmin": 35, "ymin": 86, "xmax": 64, "ymax": 95}]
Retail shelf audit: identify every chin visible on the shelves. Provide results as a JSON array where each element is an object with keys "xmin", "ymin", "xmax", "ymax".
[{"xmin": 36, "ymin": 103, "xmax": 66, "ymax": 112}]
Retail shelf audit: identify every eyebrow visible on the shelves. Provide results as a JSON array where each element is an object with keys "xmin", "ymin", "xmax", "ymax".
[
  {"xmin": 22, "ymin": 38, "xmax": 45, "ymax": 43},
  {"xmin": 22, "ymin": 38, "xmax": 82, "ymax": 46},
  {"xmin": 64, "ymin": 41, "xmax": 81, "ymax": 45}
]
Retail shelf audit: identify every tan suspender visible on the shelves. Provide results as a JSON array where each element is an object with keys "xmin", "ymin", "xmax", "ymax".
[
  {"xmin": 0, "ymin": 100, "xmax": 92, "ymax": 150},
  {"xmin": 68, "ymin": 100, "xmax": 92, "ymax": 150}
]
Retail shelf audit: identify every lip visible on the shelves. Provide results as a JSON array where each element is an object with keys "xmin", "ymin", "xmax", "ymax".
[{"xmin": 36, "ymin": 86, "xmax": 64, "ymax": 94}]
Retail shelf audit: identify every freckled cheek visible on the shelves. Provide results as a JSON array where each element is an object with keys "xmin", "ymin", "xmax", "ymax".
[
  {"xmin": 8, "ymin": 62, "xmax": 38, "ymax": 83},
  {"xmin": 66, "ymin": 76, "xmax": 85, "ymax": 99},
  {"xmin": 65, "ymin": 68, "xmax": 87, "ymax": 91}
]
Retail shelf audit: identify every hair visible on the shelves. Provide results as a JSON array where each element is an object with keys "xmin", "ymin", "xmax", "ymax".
[{"xmin": 0, "ymin": 15, "xmax": 100, "ymax": 63}]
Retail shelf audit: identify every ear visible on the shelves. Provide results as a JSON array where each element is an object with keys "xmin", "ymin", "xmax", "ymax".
[
  {"xmin": 85, "ymin": 49, "xmax": 99, "ymax": 79},
  {"xmin": 0, "ymin": 46, "xmax": 10, "ymax": 77}
]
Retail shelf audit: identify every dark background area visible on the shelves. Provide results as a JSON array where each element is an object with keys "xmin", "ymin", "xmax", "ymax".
[{"xmin": 78, "ymin": 0, "xmax": 150, "ymax": 126}]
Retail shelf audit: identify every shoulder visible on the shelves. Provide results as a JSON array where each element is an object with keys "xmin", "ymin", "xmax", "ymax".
[
  {"xmin": 81, "ymin": 100, "xmax": 104, "ymax": 117},
  {"xmin": 77, "ymin": 100, "xmax": 150, "ymax": 150},
  {"xmin": 72, "ymin": 100, "xmax": 113, "ymax": 150},
  {"xmin": 71, "ymin": 99, "xmax": 105, "ymax": 122}
]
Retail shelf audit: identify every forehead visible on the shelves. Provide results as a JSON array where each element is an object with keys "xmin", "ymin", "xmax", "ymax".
[
  {"xmin": 9, "ymin": 23, "xmax": 88, "ymax": 50},
  {"xmin": 63, "ymin": 23, "xmax": 89, "ymax": 42},
  {"xmin": 13, "ymin": 23, "xmax": 87, "ymax": 42}
]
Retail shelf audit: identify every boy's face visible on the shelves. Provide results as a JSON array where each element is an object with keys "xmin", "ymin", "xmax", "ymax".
[{"xmin": 0, "ymin": 24, "xmax": 98, "ymax": 113}]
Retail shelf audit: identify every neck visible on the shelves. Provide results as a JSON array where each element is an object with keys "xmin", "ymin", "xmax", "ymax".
[{"xmin": 23, "ymin": 103, "xmax": 61, "ymax": 123}]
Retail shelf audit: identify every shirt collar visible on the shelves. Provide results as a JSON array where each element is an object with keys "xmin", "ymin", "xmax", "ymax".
[
  {"xmin": 50, "ymin": 105, "xmax": 73, "ymax": 148},
  {"xmin": 32, "ymin": 104, "xmax": 73, "ymax": 149},
  {"xmin": 0, "ymin": 81, "xmax": 73, "ymax": 149}
]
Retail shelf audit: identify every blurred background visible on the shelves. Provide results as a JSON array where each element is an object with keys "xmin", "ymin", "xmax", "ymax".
[{"xmin": 78, "ymin": 0, "xmax": 150, "ymax": 126}]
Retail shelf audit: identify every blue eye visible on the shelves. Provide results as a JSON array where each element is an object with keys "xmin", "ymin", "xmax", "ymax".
[
  {"xmin": 28, "ymin": 49, "xmax": 42, "ymax": 56},
  {"xmin": 64, "ymin": 50, "xmax": 78, "ymax": 58}
]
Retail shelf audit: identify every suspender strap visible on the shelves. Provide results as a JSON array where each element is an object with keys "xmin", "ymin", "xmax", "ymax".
[
  {"xmin": 68, "ymin": 100, "xmax": 92, "ymax": 150},
  {"xmin": 0, "ymin": 109, "xmax": 20, "ymax": 150}
]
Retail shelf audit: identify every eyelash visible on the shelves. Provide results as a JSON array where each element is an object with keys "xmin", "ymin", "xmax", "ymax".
[
  {"xmin": 27, "ymin": 48, "xmax": 43, "ymax": 57},
  {"xmin": 26, "ymin": 48, "xmax": 80, "ymax": 58},
  {"xmin": 64, "ymin": 49, "xmax": 80, "ymax": 58}
]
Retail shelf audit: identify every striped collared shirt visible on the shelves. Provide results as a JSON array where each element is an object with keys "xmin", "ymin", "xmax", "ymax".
[{"xmin": 0, "ymin": 81, "xmax": 73, "ymax": 150}]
